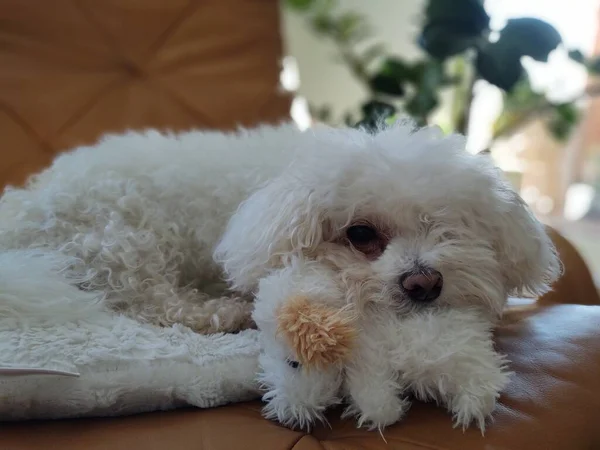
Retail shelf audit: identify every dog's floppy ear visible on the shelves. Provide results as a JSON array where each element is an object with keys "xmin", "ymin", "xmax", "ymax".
[
  {"xmin": 214, "ymin": 175, "xmax": 324, "ymax": 293},
  {"xmin": 488, "ymin": 172, "xmax": 561, "ymax": 297}
]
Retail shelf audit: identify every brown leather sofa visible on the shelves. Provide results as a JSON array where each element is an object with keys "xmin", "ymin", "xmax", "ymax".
[
  {"xmin": 3, "ymin": 229, "xmax": 600, "ymax": 450},
  {"xmin": 2, "ymin": 2, "xmax": 600, "ymax": 449},
  {"xmin": 0, "ymin": 0, "xmax": 291, "ymax": 189}
]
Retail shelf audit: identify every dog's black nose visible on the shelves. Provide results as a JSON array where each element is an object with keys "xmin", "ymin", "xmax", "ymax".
[{"xmin": 400, "ymin": 268, "xmax": 443, "ymax": 302}]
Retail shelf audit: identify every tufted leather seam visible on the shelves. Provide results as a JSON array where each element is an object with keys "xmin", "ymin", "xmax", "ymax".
[
  {"xmin": 74, "ymin": 0, "xmax": 203, "ymax": 68},
  {"xmin": 321, "ymin": 435, "xmax": 451, "ymax": 450},
  {"xmin": 52, "ymin": 75, "xmax": 127, "ymax": 143},
  {"xmin": 144, "ymin": 0, "xmax": 203, "ymax": 64},
  {"xmin": 138, "ymin": 76, "xmax": 217, "ymax": 127},
  {"xmin": 53, "ymin": 0, "xmax": 215, "ymax": 137},
  {"xmin": 373, "ymin": 439, "xmax": 448, "ymax": 450},
  {"xmin": 72, "ymin": 0, "xmax": 133, "ymax": 66},
  {"xmin": 290, "ymin": 435, "xmax": 323, "ymax": 450},
  {"xmin": 0, "ymin": 102, "xmax": 55, "ymax": 156},
  {"xmin": 43, "ymin": 0, "xmax": 135, "ymax": 143}
]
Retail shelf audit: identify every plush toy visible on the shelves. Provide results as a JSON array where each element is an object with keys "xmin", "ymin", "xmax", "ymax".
[
  {"xmin": 252, "ymin": 260, "xmax": 512, "ymax": 433},
  {"xmin": 276, "ymin": 295, "xmax": 356, "ymax": 370}
]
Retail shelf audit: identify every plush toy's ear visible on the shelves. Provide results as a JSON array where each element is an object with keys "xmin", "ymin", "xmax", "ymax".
[
  {"xmin": 277, "ymin": 296, "xmax": 356, "ymax": 370},
  {"xmin": 214, "ymin": 175, "xmax": 325, "ymax": 294}
]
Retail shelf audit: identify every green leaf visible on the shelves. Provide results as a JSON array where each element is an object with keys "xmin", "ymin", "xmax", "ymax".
[
  {"xmin": 441, "ymin": 74, "xmax": 462, "ymax": 86},
  {"xmin": 419, "ymin": 23, "xmax": 479, "ymax": 59},
  {"xmin": 370, "ymin": 58, "xmax": 432, "ymax": 96},
  {"xmin": 380, "ymin": 59, "xmax": 447, "ymax": 88},
  {"xmin": 419, "ymin": 0, "xmax": 490, "ymax": 59},
  {"xmin": 476, "ymin": 51, "xmax": 523, "ymax": 91},
  {"xmin": 358, "ymin": 101, "xmax": 397, "ymax": 132},
  {"xmin": 380, "ymin": 58, "xmax": 418, "ymax": 81},
  {"xmin": 284, "ymin": 0, "xmax": 316, "ymax": 11},
  {"xmin": 424, "ymin": 0, "xmax": 489, "ymax": 30},
  {"xmin": 548, "ymin": 119, "xmax": 573, "ymax": 140},
  {"xmin": 355, "ymin": 106, "xmax": 398, "ymax": 132},
  {"xmin": 344, "ymin": 113, "xmax": 355, "ymax": 127},
  {"xmin": 385, "ymin": 59, "xmax": 444, "ymax": 121},
  {"xmin": 503, "ymin": 18, "xmax": 562, "ymax": 62},
  {"xmin": 588, "ymin": 56, "xmax": 600, "ymax": 74},
  {"xmin": 309, "ymin": 104, "xmax": 332, "ymax": 123},
  {"xmin": 548, "ymin": 103, "xmax": 579, "ymax": 140},
  {"xmin": 485, "ymin": 18, "xmax": 562, "ymax": 65},
  {"xmin": 360, "ymin": 43, "xmax": 386, "ymax": 64},
  {"xmin": 335, "ymin": 12, "xmax": 369, "ymax": 43},
  {"xmin": 369, "ymin": 74, "xmax": 405, "ymax": 96},
  {"xmin": 503, "ymin": 77, "xmax": 544, "ymax": 110},
  {"xmin": 361, "ymin": 100, "xmax": 396, "ymax": 119},
  {"xmin": 311, "ymin": 14, "xmax": 336, "ymax": 34},
  {"xmin": 354, "ymin": 118, "xmax": 380, "ymax": 133},
  {"xmin": 555, "ymin": 102, "xmax": 579, "ymax": 123},
  {"xmin": 476, "ymin": 18, "xmax": 562, "ymax": 91},
  {"xmin": 419, "ymin": 60, "xmax": 445, "ymax": 90},
  {"xmin": 384, "ymin": 114, "xmax": 399, "ymax": 125},
  {"xmin": 404, "ymin": 90, "xmax": 439, "ymax": 120},
  {"xmin": 568, "ymin": 49, "xmax": 586, "ymax": 64}
]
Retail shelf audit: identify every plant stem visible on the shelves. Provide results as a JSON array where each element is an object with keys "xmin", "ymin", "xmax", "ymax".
[
  {"xmin": 337, "ymin": 43, "xmax": 370, "ymax": 85},
  {"xmin": 456, "ymin": 69, "xmax": 477, "ymax": 136},
  {"xmin": 493, "ymin": 83, "xmax": 600, "ymax": 140}
]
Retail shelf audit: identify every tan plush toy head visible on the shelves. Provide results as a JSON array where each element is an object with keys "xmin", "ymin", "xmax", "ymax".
[{"xmin": 276, "ymin": 295, "xmax": 357, "ymax": 370}]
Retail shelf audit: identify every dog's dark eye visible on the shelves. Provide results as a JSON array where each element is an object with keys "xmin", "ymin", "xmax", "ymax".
[
  {"xmin": 345, "ymin": 223, "xmax": 388, "ymax": 259},
  {"xmin": 286, "ymin": 359, "xmax": 300, "ymax": 369},
  {"xmin": 346, "ymin": 225, "xmax": 378, "ymax": 244}
]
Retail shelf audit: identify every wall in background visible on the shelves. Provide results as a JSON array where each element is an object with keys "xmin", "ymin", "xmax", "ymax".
[{"xmin": 280, "ymin": 0, "xmax": 426, "ymax": 123}]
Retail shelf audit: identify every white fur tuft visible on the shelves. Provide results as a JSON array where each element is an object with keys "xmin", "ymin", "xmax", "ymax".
[{"xmin": 0, "ymin": 250, "xmax": 104, "ymax": 327}]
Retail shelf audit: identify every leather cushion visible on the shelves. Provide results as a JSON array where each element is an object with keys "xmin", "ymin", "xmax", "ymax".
[
  {"xmin": 4, "ymin": 303, "xmax": 600, "ymax": 449},
  {"xmin": 0, "ymin": 0, "xmax": 290, "ymax": 188}
]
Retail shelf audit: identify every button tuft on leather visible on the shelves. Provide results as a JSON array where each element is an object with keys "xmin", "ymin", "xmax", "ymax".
[{"xmin": 120, "ymin": 61, "xmax": 145, "ymax": 78}]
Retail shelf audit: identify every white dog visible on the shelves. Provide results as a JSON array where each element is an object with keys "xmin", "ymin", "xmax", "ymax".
[{"xmin": 0, "ymin": 121, "xmax": 560, "ymax": 429}]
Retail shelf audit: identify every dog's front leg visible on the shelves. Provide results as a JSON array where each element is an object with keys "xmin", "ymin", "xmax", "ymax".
[
  {"xmin": 343, "ymin": 317, "xmax": 410, "ymax": 431},
  {"xmin": 441, "ymin": 328, "xmax": 511, "ymax": 433},
  {"xmin": 392, "ymin": 309, "xmax": 511, "ymax": 433}
]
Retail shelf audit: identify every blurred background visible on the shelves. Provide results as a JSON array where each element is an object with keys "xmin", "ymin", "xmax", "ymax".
[
  {"xmin": 1, "ymin": 0, "xmax": 599, "ymax": 284},
  {"xmin": 280, "ymin": 0, "xmax": 600, "ymax": 284}
]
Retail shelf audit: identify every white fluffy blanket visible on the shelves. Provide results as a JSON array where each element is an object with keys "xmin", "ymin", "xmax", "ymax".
[{"xmin": 0, "ymin": 251, "xmax": 261, "ymax": 420}]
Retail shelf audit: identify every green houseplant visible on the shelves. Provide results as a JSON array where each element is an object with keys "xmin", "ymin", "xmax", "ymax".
[{"xmin": 284, "ymin": 0, "xmax": 600, "ymax": 142}]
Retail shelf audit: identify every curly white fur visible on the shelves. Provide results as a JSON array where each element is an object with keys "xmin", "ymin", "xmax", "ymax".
[
  {"xmin": 0, "ymin": 121, "xmax": 560, "ymax": 430},
  {"xmin": 346, "ymin": 305, "xmax": 512, "ymax": 433},
  {"xmin": 0, "ymin": 125, "xmax": 306, "ymax": 332},
  {"xmin": 253, "ymin": 260, "xmax": 511, "ymax": 433}
]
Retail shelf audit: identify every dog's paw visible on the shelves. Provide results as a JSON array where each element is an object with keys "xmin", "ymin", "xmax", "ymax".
[
  {"xmin": 449, "ymin": 390, "xmax": 497, "ymax": 433},
  {"xmin": 449, "ymin": 362, "xmax": 512, "ymax": 433},
  {"xmin": 343, "ymin": 394, "xmax": 410, "ymax": 431},
  {"xmin": 261, "ymin": 392, "xmax": 331, "ymax": 430}
]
